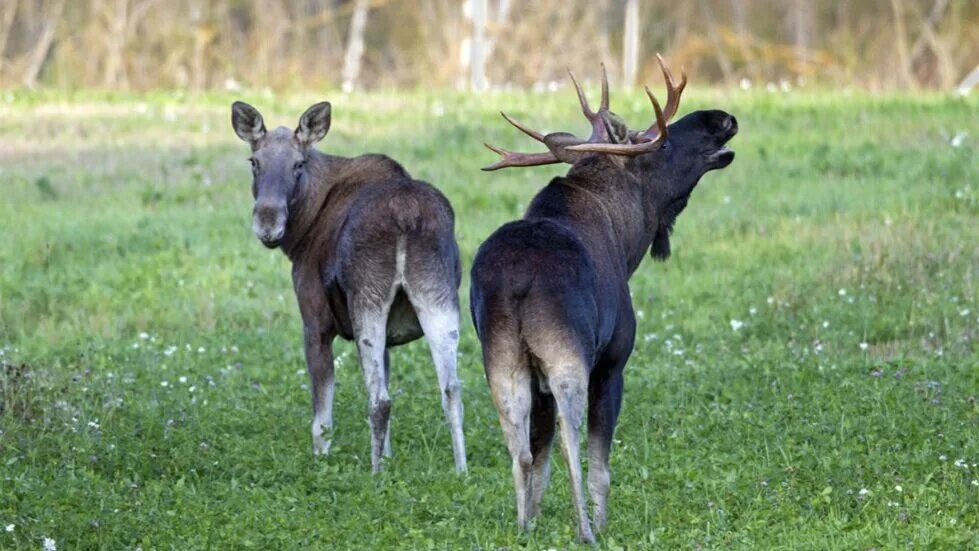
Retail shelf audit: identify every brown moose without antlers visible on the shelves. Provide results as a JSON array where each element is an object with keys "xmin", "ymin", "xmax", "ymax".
[
  {"xmin": 231, "ymin": 101, "xmax": 467, "ymax": 474},
  {"xmin": 471, "ymin": 56, "xmax": 737, "ymax": 543}
]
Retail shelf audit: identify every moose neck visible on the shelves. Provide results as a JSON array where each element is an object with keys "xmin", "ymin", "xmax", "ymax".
[
  {"xmin": 278, "ymin": 150, "xmax": 347, "ymax": 260},
  {"xmin": 528, "ymin": 156, "xmax": 660, "ymax": 278}
]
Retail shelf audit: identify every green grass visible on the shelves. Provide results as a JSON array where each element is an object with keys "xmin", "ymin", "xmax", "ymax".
[{"xmin": 0, "ymin": 86, "xmax": 977, "ymax": 549}]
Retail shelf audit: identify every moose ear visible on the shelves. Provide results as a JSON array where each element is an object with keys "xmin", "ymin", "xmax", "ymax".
[
  {"xmin": 295, "ymin": 101, "xmax": 332, "ymax": 149},
  {"xmin": 650, "ymin": 227, "xmax": 671, "ymax": 260},
  {"xmin": 231, "ymin": 101, "xmax": 267, "ymax": 148}
]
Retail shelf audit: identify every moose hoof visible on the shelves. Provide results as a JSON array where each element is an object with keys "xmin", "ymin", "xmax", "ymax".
[{"xmin": 312, "ymin": 436, "xmax": 331, "ymax": 457}]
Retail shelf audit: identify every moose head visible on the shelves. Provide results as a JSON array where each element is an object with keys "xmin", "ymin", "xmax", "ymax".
[
  {"xmin": 483, "ymin": 55, "xmax": 737, "ymax": 258},
  {"xmin": 231, "ymin": 101, "xmax": 332, "ymax": 248}
]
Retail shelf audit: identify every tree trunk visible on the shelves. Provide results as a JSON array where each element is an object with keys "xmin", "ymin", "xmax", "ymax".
[
  {"xmin": 729, "ymin": 0, "xmax": 758, "ymax": 81},
  {"xmin": 622, "ymin": 0, "xmax": 639, "ymax": 87},
  {"xmin": 483, "ymin": 0, "xmax": 512, "ymax": 66},
  {"xmin": 102, "ymin": 0, "xmax": 129, "ymax": 88},
  {"xmin": 341, "ymin": 0, "xmax": 369, "ymax": 92},
  {"xmin": 0, "ymin": 0, "xmax": 19, "ymax": 82},
  {"xmin": 889, "ymin": 0, "xmax": 916, "ymax": 89},
  {"xmin": 469, "ymin": 0, "xmax": 487, "ymax": 91},
  {"xmin": 22, "ymin": 0, "xmax": 63, "ymax": 89},
  {"xmin": 791, "ymin": 0, "xmax": 813, "ymax": 71},
  {"xmin": 698, "ymin": 0, "xmax": 733, "ymax": 84},
  {"xmin": 956, "ymin": 64, "xmax": 979, "ymax": 95}
]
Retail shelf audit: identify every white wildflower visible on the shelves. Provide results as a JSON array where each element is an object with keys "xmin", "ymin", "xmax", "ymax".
[
  {"xmin": 4, "ymin": 524, "xmax": 12, "ymax": 532},
  {"xmin": 766, "ymin": 296, "xmax": 775, "ymax": 305},
  {"xmin": 822, "ymin": 321, "xmax": 830, "ymax": 328},
  {"xmin": 749, "ymin": 307, "xmax": 757, "ymax": 316},
  {"xmin": 858, "ymin": 488, "xmax": 870, "ymax": 496},
  {"xmin": 163, "ymin": 346, "xmax": 177, "ymax": 357},
  {"xmin": 43, "ymin": 537, "xmax": 56, "ymax": 551},
  {"xmin": 950, "ymin": 131, "xmax": 967, "ymax": 148},
  {"xmin": 160, "ymin": 381, "xmax": 169, "ymax": 387},
  {"xmin": 197, "ymin": 347, "xmax": 206, "ymax": 354},
  {"xmin": 730, "ymin": 319, "xmax": 744, "ymax": 331},
  {"xmin": 179, "ymin": 376, "xmax": 188, "ymax": 384},
  {"xmin": 859, "ymin": 342, "xmax": 869, "ymax": 351},
  {"xmin": 940, "ymin": 454, "xmax": 948, "ymax": 461},
  {"xmin": 139, "ymin": 332, "xmax": 149, "ymax": 340},
  {"xmin": 954, "ymin": 459, "xmax": 968, "ymax": 468},
  {"xmin": 87, "ymin": 420, "xmax": 100, "ymax": 429},
  {"xmin": 895, "ymin": 485, "xmax": 902, "ymax": 492},
  {"xmin": 838, "ymin": 288, "xmax": 847, "ymax": 296}
]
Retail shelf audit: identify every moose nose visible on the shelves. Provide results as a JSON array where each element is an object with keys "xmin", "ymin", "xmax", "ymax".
[
  {"xmin": 252, "ymin": 201, "xmax": 287, "ymax": 246},
  {"xmin": 724, "ymin": 115, "xmax": 738, "ymax": 135}
]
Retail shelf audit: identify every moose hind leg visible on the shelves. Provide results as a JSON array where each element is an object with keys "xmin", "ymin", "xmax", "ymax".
[
  {"xmin": 528, "ymin": 385, "xmax": 557, "ymax": 519},
  {"xmin": 549, "ymin": 366, "xmax": 595, "ymax": 544},
  {"xmin": 353, "ymin": 308, "xmax": 392, "ymax": 473},
  {"xmin": 416, "ymin": 304, "xmax": 467, "ymax": 473},
  {"xmin": 486, "ymin": 350, "xmax": 534, "ymax": 530},
  {"xmin": 587, "ymin": 368, "xmax": 624, "ymax": 531}
]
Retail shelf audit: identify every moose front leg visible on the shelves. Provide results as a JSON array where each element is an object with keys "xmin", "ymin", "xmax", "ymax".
[{"xmin": 304, "ymin": 325, "xmax": 336, "ymax": 456}]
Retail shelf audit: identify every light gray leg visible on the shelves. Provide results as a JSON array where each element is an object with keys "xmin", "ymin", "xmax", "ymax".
[
  {"xmin": 303, "ymin": 325, "xmax": 335, "ymax": 457},
  {"xmin": 488, "ymin": 363, "xmax": 533, "ymax": 530},
  {"xmin": 354, "ymin": 311, "xmax": 391, "ymax": 474},
  {"xmin": 551, "ymin": 371, "xmax": 595, "ymax": 544},
  {"xmin": 382, "ymin": 348, "xmax": 392, "ymax": 458},
  {"xmin": 417, "ymin": 304, "xmax": 467, "ymax": 473},
  {"xmin": 588, "ymin": 442, "xmax": 611, "ymax": 530}
]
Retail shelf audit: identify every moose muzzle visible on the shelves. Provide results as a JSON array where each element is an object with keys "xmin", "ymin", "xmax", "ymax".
[{"xmin": 252, "ymin": 200, "xmax": 287, "ymax": 248}]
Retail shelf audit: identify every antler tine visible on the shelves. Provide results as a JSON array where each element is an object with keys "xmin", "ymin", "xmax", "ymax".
[
  {"xmin": 646, "ymin": 85, "xmax": 668, "ymax": 143},
  {"xmin": 500, "ymin": 111, "xmax": 546, "ymax": 143},
  {"xmin": 599, "ymin": 63, "xmax": 609, "ymax": 112},
  {"xmin": 567, "ymin": 69, "xmax": 595, "ymax": 118},
  {"xmin": 482, "ymin": 142, "xmax": 561, "ymax": 171},
  {"xmin": 565, "ymin": 88, "xmax": 667, "ymax": 156},
  {"xmin": 656, "ymin": 53, "xmax": 687, "ymax": 121}
]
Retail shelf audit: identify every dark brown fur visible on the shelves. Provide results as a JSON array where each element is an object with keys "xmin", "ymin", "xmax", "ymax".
[
  {"xmin": 232, "ymin": 101, "xmax": 467, "ymax": 473},
  {"xmin": 472, "ymin": 105, "xmax": 737, "ymax": 541}
]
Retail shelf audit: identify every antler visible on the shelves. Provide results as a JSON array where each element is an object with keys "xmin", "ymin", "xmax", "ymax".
[
  {"xmin": 569, "ymin": 64, "xmax": 614, "ymax": 143},
  {"xmin": 482, "ymin": 142, "xmax": 561, "ymax": 171},
  {"xmin": 566, "ymin": 54, "xmax": 686, "ymax": 156},
  {"xmin": 636, "ymin": 54, "xmax": 687, "ymax": 142},
  {"xmin": 482, "ymin": 64, "xmax": 616, "ymax": 171}
]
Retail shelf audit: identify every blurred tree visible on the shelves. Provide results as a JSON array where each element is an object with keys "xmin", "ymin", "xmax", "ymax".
[{"xmin": 0, "ymin": 0, "xmax": 976, "ymax": 90}]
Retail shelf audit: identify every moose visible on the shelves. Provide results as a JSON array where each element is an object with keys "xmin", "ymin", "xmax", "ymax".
[
  {"xmin": 470, "ymin": 56, "xmax": 737, "ymax": 542},
  {"xmin": 231, "ymin": 101, "xmax": 467, "ymax": 473}
]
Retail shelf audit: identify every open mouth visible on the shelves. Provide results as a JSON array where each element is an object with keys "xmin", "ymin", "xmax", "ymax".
[
  {"xmin": 709, "ymin": 120, "xmax": 737, "ymax": 167},
  {"xmin": 260, "ymin": 237, "xmax": 282, "ymax": 249},
  {"xmin": 710, "ymin": 147, "xmax": 736, "ymax": 168}
]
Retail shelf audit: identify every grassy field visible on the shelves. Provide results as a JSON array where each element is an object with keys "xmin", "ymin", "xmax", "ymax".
[{"xmin": 0, "ymin": 86, "xmax": 977, "ymax": 549}]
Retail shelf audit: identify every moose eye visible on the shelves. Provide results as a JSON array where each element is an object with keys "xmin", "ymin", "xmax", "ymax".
[
  {"xmin": 249, "ymin": 157, "xmax": 259, "ymax": 171},
  {"xmin": 294, "ymin": 160, "xmax": 305, "ymax": 172}
]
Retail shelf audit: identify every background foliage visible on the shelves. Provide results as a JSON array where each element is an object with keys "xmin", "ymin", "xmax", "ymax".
[{"xmin": 1, "ymin": 0, "xmax": 978, "ymax": 91}]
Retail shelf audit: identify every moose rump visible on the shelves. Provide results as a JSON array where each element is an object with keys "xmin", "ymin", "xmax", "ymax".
[
  {"xmin": 330, "ymin": 179, "xmax": 460, "ymax": 347},
  {"xmin": 327, "ymin": 178, "xmax": 465, "ymax": 472},
  {"xmin": 470, "ymin": 218, "xmax": 607, "ymax": 541}
]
